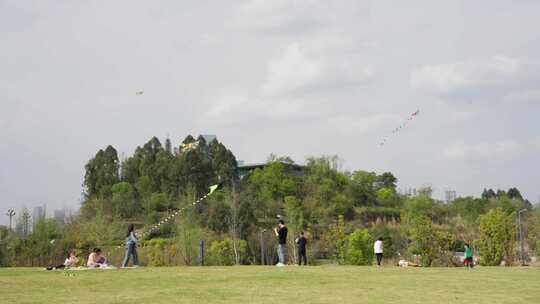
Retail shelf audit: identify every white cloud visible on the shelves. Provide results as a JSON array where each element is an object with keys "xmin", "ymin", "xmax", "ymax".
[
  {"xmin": 203, "ymin": 89, "xmax": 317, "ymax": 126},
  {"xmin": 411, "ymin": 56, "xmax": 540, "ymax": 101},
  {"xmin": 502, "ymin": 89, "xmax": 540, "ymax": 104},
  {"xmin": 262, "ymin": 42, "xmax": 376, "ymax": 97},
  {"xmin": 443, "ymin": 138, "xmax": 540, "ymax": 161},
  {"xmin": 237, "ymin": 0, "xmax": 371, "ymax": 34}
]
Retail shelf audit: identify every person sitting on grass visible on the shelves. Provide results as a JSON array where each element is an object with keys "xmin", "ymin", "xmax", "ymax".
[
  {"xmin": 46, "ymin": 249, "xmax": 79, "ymax": 270},
  {"xmin": 87, "ymin": 248, "xmax": 108, "ymax": 268}
]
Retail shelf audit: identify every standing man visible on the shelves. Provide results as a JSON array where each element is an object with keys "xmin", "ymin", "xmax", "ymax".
[
  {"xmin": 274, "ymin": 220, "xmax": 288, "ymax": 267},
  {"xmin": 374, "ymin": 237, "xmax": 384, "ymax": 267},
  {"xmin": 296, "ymin": 231, "xmax": 308, "ymax": 266}
]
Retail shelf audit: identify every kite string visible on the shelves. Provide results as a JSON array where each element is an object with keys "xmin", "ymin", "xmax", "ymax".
[
  {"xmin": 379, "ymin": 109, "xmax": 419, "ymax": 146},
  {"xmin": 141, "ymin": 191, "xmax": 212, "ymax": 238}
]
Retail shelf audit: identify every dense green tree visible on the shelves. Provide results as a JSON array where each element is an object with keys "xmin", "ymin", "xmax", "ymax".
[
  {"xmin": 111, "ymin": 182, "xmax": 139, "ymax": 218},
  {"xmin": 285, "ymin": 195, "xmax": 312, "ymax": 235},
  {"xmin": 120, "ymin": 148, "xmax": 142, "ymax": 184},
  {"xmin": 406, "ymin": 215, "xmax": 454, "ymax": 266},
  {"xmin": 482, "ymin": 188, "xmax": 497, "ymax": 199},
  {"xmin": 376, "ymin": 187, "xmax": 402, "ymax": 208},
  {"xmin": 207, "ymin": 201, "xmax": 231, "ymax": 233},
  {"xmin": 350, "ymin": 170, "xmax": 377, "ymax": 206},
  {"xmin": 84, "ymin": 145, "xmax": 120, "ymax": 198},
  {"xmin": 249, "ymin": 161, "xmax": 298, "ymax": 202},
  {"xmin": 149, "ymin": 192, "xmax": 169, "ymax": 212},
  {"xmin": 449, "ymin": 197, "xmax": 488, "ymax": 223},
  {"xmin": 478, "ymin": 208, "xmax": 515, "ymax": 266},
  {"xmin": 135, "ymin": 176, "xmax": 153, "ymax": 204},
  {"xmin": 208, "ymin": 140, "xmax": 238, "ymax": 187},
  {"xmin": 304, "ymin": 156, "xmax": 350, "ymax": 219},
  {"xmin": 345, "ymin": 229, "xmax": 374, "ymax": 265},
  {"xmin": 496, "ymin": 189, "xmax": 507, "ymax": 198},
  {"xmin": 375, "ymin": 172, "xmax": 397, "ymax": 190},
  {"xmin": 404, "ymin": 195, "xmax": 436, "ymax": 220},
  {"xmin": 507, "ymin": 187, "xmax": 523, "ymax": 200}
]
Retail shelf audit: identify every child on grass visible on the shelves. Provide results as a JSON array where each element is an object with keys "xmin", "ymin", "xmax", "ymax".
[
  {"xmin": 87, "ymin": 248, "xmax": 108, "ymax": 268},
  {"xmin": 46, "ymin": 249, "xmax": 79, "ymax": 270},
  {"xmin": 464, "ymin": 244, "xmax": 474, "ymax": 268}
]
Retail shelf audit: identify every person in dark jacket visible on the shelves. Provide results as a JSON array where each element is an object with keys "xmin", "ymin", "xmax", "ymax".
[
  {"xmin": 295, "ymin": 231, "xmax": 308, "ymax": 266},
  {"xmin": 273, "ymin": 220, "xmax": 288, "ymax": 266}
]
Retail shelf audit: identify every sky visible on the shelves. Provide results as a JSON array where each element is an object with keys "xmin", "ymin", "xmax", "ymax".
[{"xmin": 1, "ymin": 0, "xmax": 540, "ymax": 225}]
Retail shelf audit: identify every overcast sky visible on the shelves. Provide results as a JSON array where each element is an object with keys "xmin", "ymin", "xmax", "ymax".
[{"xmin": 1, "ymin": 0, "xmax": 540, "ymax": 224}]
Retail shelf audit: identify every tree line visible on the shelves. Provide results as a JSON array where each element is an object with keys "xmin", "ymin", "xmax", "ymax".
[{"xmin": 1, "ymin": 135, "xmax": 539, "ymax": 267}]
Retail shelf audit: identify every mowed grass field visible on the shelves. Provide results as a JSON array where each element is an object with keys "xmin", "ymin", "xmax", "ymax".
[{"xmin": 1, "ymin": 266, "xmax": 539, "ymax": 304}]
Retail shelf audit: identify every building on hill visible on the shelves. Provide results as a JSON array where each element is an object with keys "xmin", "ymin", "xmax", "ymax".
[
  {"xmin": 237, "ymin": 162, "xmax": 304, "ymax": 179},
  {"xmin": 201, "ymin": 134, "xmax": 217, "ymax": 143}
]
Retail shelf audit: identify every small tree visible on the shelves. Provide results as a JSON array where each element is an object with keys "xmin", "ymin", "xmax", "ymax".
[
  {"xmin": 407, "ymin": 215, "xmax": 439, "ymax": 266},
  {"xmin": 478, "ymin": 208, "xmax": 515, "ymax": 266},
  {"xmin": 324, "ymin": 215, "xmax": 351, "ymax": 263},
  {"xmin": 345, "ymin": 229, "xmax": 374, "ymax": 265}
]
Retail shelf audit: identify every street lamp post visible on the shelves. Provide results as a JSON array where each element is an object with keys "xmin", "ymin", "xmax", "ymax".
[
  {"xmin": 518, "ymin": 209, "xmax": 528, "ymax": 266},
  {"xmin": 6, "ymin": 209, "xmax": 16, "ymax": 231}
]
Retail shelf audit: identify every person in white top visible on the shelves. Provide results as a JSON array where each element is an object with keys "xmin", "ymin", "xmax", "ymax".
[{"xmin": 374, "ymin": 237, "xmax": 384, "ymax": 266}]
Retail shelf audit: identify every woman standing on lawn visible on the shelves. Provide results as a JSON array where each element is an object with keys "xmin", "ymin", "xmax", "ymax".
[
  {"xmin": 374, "ymin": 237, "xmax": 384, "ymax": 267},
  {"xmin": 121, "ymin": 224, "xmax": 139, "ymax": 268}
]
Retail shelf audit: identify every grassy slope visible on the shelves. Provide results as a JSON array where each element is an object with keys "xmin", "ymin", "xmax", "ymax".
[{"xmin": 1, "ymin": 266, "xmax": 539, "ymax": 304}]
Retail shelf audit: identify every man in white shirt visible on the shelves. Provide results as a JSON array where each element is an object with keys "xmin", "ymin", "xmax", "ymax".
[{"xmin": 374, "ymin": 237, "xmax": 384, "ymax": 267}]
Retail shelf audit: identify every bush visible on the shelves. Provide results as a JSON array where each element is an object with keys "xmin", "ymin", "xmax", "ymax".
[
  {"xmin": 345, "ymin": 229, "xmax": 374, "ymax": 265},
  {"xmin": 143, "ymin": 238, "xmax": 178, "ymax": 266},
  {"xmin": 478, "ymin": 208, "xmax": 515, "ymax": 266},
  {"xmin": 207, "ymin": 238, "xmax": 247, "ymax": 265},
  {"xmin": 406, "ymin": 215, "xmax": 454, "ymax": 267},
  {"xmin": 369, "ymin": 219, "xmax": 407, "ymax": 259}
]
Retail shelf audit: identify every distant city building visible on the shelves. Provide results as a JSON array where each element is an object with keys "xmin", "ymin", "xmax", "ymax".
[
  {"xmin": 32, "ymin": 205, "xmax": 46, "ymax": 229},
  {"xmin": 400, "ymin": 187, "xmax": 434, "ymax": 198},
  {"xmin": 54, "ymin": 209, "xmax": 66, "ymax": 224},
  {"xmin": 445, "ymin": 189, "xmax": 457, "ymax": 203},
  {"xmin": 400, "ymin": 187, "xmax": 418, "ymax": 197}
]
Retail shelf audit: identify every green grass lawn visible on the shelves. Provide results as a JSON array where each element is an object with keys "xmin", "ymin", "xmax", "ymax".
[{"xmin": 1, "ymin": 266, "xmax": 539, "ymax": 304}]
